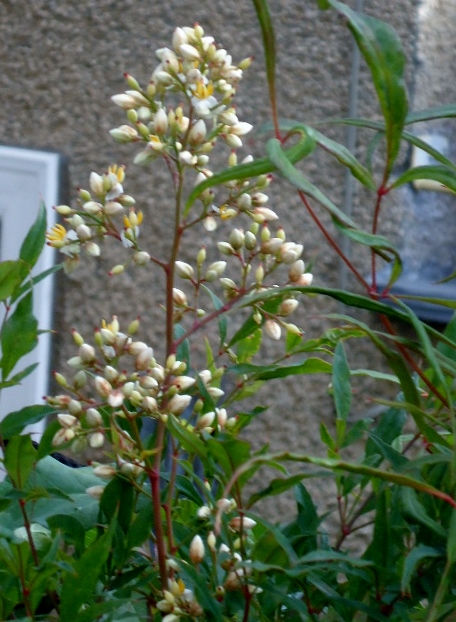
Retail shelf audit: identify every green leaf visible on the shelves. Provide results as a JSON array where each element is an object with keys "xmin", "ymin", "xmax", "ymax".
[
  {"xmin": 236, "ymin": 327, "xmax": 262, "ymax": 363},
  {"xmin": 201, "ymin": 284, "xmax": 227, "ymax": 345},
  {"xmin": 185, "ymin": 129, "xmax": 315, "ymax": 214},
  {"xmin": 390, "ymin": 165, "xmax": 456, "ymax": 192},
  {"xmin": 60, "ymin": 520, "xmax": 116, "ymax": 622},
  {"xmin": 328, "ymin": 0, "xmax": 408, "ymax": 174},
  {"xmin": 166, "ymin": 415, "xmax": 208, "ymax": 459},
  {"xmin": 276, "ymin": 120, "xmax": 376, "ymax": 189},
  {"xmin": 4, "ymin": 435, "xmax": 37, "ymax": 487},
  {"xmin": 332, "ymin": 342, "xmax": 351, "ymax": 421},
  {"xmin": 400, "ymin": 487, "xmax": 447, "ymax": 538},
  {"xmin": 266, "ymin": 138, "xmax": 358, "ymax": 228},
  {"xmin": 1, "ymin": 292, "xmax": 38, "ymax": 380},
  {"xmin": 0, "ymin": 363, "xmax": 39, "ymax": 390},
  {"xmin": 252, "ymin": 0, "xmax": 276, "ymax": 120},
  {"xmin": 46, "ymin": 514, "xmax": 86, "ymax": 556},
  {"xmin": 0, "ymin": 260, "xmax": 28, "ymax": 302},
  {"xmin": 405, "ymin": 103, "xmax": 456, "ymax": 125},
  {"xmin": 401, "ymin": 544, "xmax": 442, "ymax": 595},
  {"xmin": 19, "ymin": 201, "xmax": 47, "ymax": 269},
  {"xmin": 333, "ymin": 222, "xmax": 403, "ymax": 286},
  {"xmin": 0, "ymin": 405, "xmax": 55, "ymax": 438},
  {"xmin": 247, "ymin": 473, "xmax": 308, "ymax": 507},
  {"xmin": 447, "ymin": 510, "xmax": 456, "ymax": 565},
  {"xmin": 229, "ymin": 357, "xmax": 332, "ymax": 380}
]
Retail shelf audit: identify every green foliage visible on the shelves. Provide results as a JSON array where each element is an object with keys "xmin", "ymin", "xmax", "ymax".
[{"xmin": 2, "ymin": 2, "xmax": 456, "ymax": 621}]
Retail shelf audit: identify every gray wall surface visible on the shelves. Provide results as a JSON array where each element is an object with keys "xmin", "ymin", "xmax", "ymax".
[{"xmin": 1, "ymin": 0, "xmax": 454, "ymax": 516}]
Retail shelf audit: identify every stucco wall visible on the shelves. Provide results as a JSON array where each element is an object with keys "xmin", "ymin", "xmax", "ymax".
[{"xmin": 0, "ymin": 0, "xmax": 438, "ymax": 516}]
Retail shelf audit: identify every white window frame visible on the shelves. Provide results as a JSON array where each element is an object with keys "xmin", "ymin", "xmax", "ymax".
[{"xmin": 0, "ymin": 145, "xmax": 65, "ymax": 439}]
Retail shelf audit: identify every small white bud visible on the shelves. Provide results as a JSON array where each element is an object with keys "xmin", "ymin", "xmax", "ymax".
[{"xmin": 189, "ymin": 534, "xmax": 205, "ymax": 564}]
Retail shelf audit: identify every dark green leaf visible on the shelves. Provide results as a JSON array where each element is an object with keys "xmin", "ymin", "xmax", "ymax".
[
  {"xmin": 247, "ymin": 474, "xmax": 307, "ymax": 508},
  {"xmin": 0, "ymin": 363, "xmax": 39, "ymax": 390},
  {"xmin": 332, "ymin": 342, "xmax": 351, "ymax": 420},
  {"xmin": 0, "ymin": 405, "xmax": 55, "ymax": 438},
  {"xmin": 328, "ymin": 0, "xmax": 408, "ymax": 174},
  {"xmin": 252, "ymin": 0, "xmax": 277, "ymax": 122},
  {"xmin": 401, "ymin": 487, "xmax": 447, "ymax": 538},
  {"xmin": 401, "ymin": 544, "xmax": 442, "ymax": 595},
  {"xmin": 100, "ymin": 477, "xmax": 134, "ymax": 534},
  {"xmin": 447, "ymin": 510, "xmax": 456, "ymax": 564},
  {"xmin": 236, "ymin": 327, "xmax": 262, "ymax": 363},
  {"xmin": 19, "ymin": 201, "xmax": 47, "ymax": 269},
  {"xmin": 201, "ymin": 284, "xmax": 227, "ymax": 345},
  {"xmin": 1, "ymin": 292, "xmax": 38, "ymax": 380},
  {"xmin": 46, "ymin": 514, "xmax": 86, "ymax": 556},
  {"xmin": 60, "ymin": 520, "xmax": 116, "ymax": 622}
]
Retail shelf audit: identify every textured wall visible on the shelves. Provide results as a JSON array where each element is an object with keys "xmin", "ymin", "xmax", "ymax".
[{"xmin": 0, "ymin": 0, "xmax": 428, "ymax": 516}]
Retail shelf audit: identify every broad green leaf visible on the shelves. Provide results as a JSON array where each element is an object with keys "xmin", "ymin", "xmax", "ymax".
[
  {"xmin": 100, "ymin": 477, "xmax": 134, "ymax": 534},
  {"xmin": 0, "ymin": 405, "xmax": 55, "ymax": 438},
  {"xmin": 276, "ymin": 119, "xmax": 376, "ymax": 189},
  {"xmin": 0, "ymin": 260, "xmax": 28, "ymax": 302},
  {"xmin": 332, "ymin": 342, "xmax": 351, "ymax": 420},
  {"xmin": 401, "ymin": 544, "xmax": 442, "ymax": 595},
  {"xmin": 185, "ymin": 128, "xmax": 315, "ymax": 213},
  {"xmin": 236, "ymin": 327, "xmax": 262, "ymax": 363},
  {"xmin": 390, "ymin": 165, "xmax": 456, "ymax": 192},
  {"xmin": 328, "ymin": 0, "xmax": 408, "ymax": 174},
  {"xmin": 19, "ymin": 201, "xmax": 47, "ymax": 269},
  {"xmin": 60, "ymin": 520, "xmax": 116, "ymax": 622},
  {"xmin": 266, "ymin": 138, "xmax": 358, "ymax": 228},
  {"xmin": 229, "ymin": 357, "xmax": 332, "ymax": 380},
  {"xmin": 46, "ymin": 514, "xmax": 86, "ymax": 556},
  {"xmin": 253, "ymin": 514, "xmax": 298, "ymax": 566},
  {"xmin": 1, "ymin": 292, "xmax": 38, "ymax": 380},
  {"xmin": 4, "ymin": 435, "xmax": 37, "ymax": 487}
]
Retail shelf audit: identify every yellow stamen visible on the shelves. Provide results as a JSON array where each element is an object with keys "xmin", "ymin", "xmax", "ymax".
[{"xmin": 194, "ymin": 80, "xmax": 214, "ymax": 100}]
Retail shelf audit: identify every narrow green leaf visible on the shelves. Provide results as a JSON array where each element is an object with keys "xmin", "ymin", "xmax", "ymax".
[
  {"xmin": 201, "ymin": 284, "xmax": 227, "ymax": 345},
  {"xmin": 60, "ymin": 520, "xmax": 116, "ymax": 622},
  {"xmin": 395, "ymin": 294, "xmax": 456, "ymax": 310},
  {"xmin": 236, "ymin": 327, "xmax": 262, "ymax": 363},
  {"xmin": 332, "ymin": 342, "xmax": 351, "ymax": 421},
  {"xmin": 185, "ymin": 129, "xmax": 315, "ymax": 213},
  {"xmin": 0, "ymin": 405, "xmax": 55, "ymax": 438},
  {"xmin": 247, "ymin": 474, "xmax": 308, "ymax": 507},
  {"xmin": 19, "ymin": 201, "xmax": 47, "ymax": 269},
  {"xmin": 447, "ymin": 510, "xmax": 456, "ymax": 564},
  {"xmin": 4, "ymin": 435, "xmax": 37, "ymax": 488},
  {"xmin": 1, "ymin": 292, "xmax": 38, "ymax": 380},
  {"xmin": 406, "ymin": 103, "xmax": 456, "ymax": 125},
  {"xmin": 266, "ymin": 138, "xmax": 358, "ymax": 228},
  {"xmin": 11, "ymin": 263, "xmax": 63, "ymax": 304},
  {"xmin": 229, "ymin": 357, "xmax": 332, "ymax": 380},
  {"xmin": 328, "ymin": 0, "xmax": 408, "ymax": 173},
  {"xmin": 390, "ymin": 165, "xmax": 456, "ymax": 192},
  {"xmin": 46, "ymin": 514, "xmax": 86, "ymax": 556},
  {"xmin": 252, "ymin": 0, "xmax": 276, "ymax": 116},
  {"xmin": 277, "ymin": 119, "xmax": 376, "ymax": 189}
]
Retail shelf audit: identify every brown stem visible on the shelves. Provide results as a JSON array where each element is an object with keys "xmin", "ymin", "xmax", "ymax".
[{"xmin": 297, "ymin": 191, "xmax": 370, "ymax": 290}]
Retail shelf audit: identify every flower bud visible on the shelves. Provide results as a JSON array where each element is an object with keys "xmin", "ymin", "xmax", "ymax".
[
  {"xmin": 229, "ymin": 516, "xmax": 257, "ymax": 531},
  {"xmin": 288, "ymin": 259, "xmax": 305, "ymax": 282},
  {"xmin": 188, "ymin": 119, "xmax": 207, "ymax": 145},
  {"xmin": 57, "ymin": 413, "xmax": 78, "ymax": 429},
  {"xmin": 86, "ymin": 408, "xmax": 103, "ymax": 427},
  {"xmin": 189, "ymin": 534, "xmax": 205, "ymax": 564},
  {"xmin": 175, "ymin": 261, "xmax": 194, "ymax": 279},
  {"xmin": 167, "ymin": 394, "xmax": 192, "ymax": 415},
  {"xmin": 278, "ymin": 298, "xmax": 299, "ymax": 316},
  {"xmin": 264, "ymin": 319, "xmax": 281, "ymax": 340},
  {"xmin": 86, "ymin": 485, "xmax": 105, "ymax": 499},
  {"xmin": 79, "ymin": 343, "xmax": 96, "ymax": 363},
  {"xmin": 173, "ymin": 288, "xmax": 188, "ymax": 306},
  {"xmin": 89, "ymin": 432, "xmax": 105, "ymax": 449},
  {"xmin": 252, "ymin": 207, "xmax": 279, "ymax": 223},
  {"xmin": 93, "ymin": 464, "xmax": 117, "ymax": 479},
  {"xmin": 154, "ymin": 108, "xmax": 168, "ymax": 135}
]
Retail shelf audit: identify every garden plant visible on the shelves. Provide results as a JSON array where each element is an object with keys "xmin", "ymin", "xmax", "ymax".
[{"xmin": 1, "ymin": 0, "xmax": 456, "ymax": 620}]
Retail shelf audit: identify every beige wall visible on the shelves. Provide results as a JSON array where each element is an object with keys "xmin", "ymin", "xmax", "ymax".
[{"xmin": 1, "ymin": 0, "xmax": 447, "ymax": 515}]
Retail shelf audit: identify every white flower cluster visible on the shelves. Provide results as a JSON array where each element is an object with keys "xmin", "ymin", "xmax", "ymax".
[
  {"xmin": 46, "ymin": 165, "xmax": 142, "ymax": 273},
  {"xmin": 47, "ymin": 316, "xmax": 233, "ymax": 463},
  {"xmin": 110, "ymin": 24, "xmax": 252, "ymax": 169}
]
